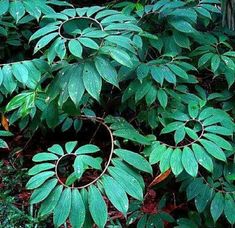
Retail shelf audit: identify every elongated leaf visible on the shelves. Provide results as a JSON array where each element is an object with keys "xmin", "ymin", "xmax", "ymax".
[
  {"xmin": 30, "ymin": 178, "xmax": 57, "ymax": 204},
  {"xmin": 26, "ymin": 171, "xmax": 55, "ymax": 189},
  {"xmin": 69, "ymin": 189, "xmax": 85, "ymax": 228},
  {"xmin": 195, "ymin": 184, "xmax": 213, "ymax": 212},
  {"xmin": 68, "ymin": 65, "xmax": 85, "ymax": 107},
  {"xmin": 28, "ymin": 163, "xmax": 55, "ymax": 176},
  {"xmin": 34, "ymin": 32, "xmax": 58, "ymax": 53},
  {"xmin": 160, "ymin": 147, "xmax": 173, "ymax": 173},
  {"xmin": 68, "ymin": 39, "xmax": 83, "ymax": 58},
  {"xmin": 182, "ymin": 147, "xmax": 198, "ymax": 177},
  {"xmin": 170, "ymin": 20, "xmax": 195, "ymax": 33},
  {"xmin": 39, "ymin": 185, "xmax": 63, "ymax": 216},
  {"xmin": 12, "ymin": 63, "xmax": 29, "ymax": 84},
  {"xmin": 204, "ymin": 126, "xmax": 232, "ymax": 136},
  {"xmin": 192, "ymin": 144, "xmax": 213, "ymax": 172},
  {"xmin": 170, "ymin": 148, "xmax": 183, "ymax": 176},
  {"xmin": 79, "ymin": 37, "xmax": 99, "ymax": 49},
  {"xmin": 30, "ymin": 25, "xmax": 59, "ymax": 42},
  {"xmin": 32, "ymin": 152, "xmax": 58, "ymax": 162},
  {"xmin": 210, "ymin": 192, "xmax": 224, "ymax": 222},
  {"xmin": 149, "ymin": 143, "xmax": 166, "ymax": 165},
  {"xmin": 75, "ymin": 144, "xmax": 100, "ymax": 155},
  {"xmin": 102, "ymin": 175, "xmax": 128, "ymax": 215},
  {"xmin": 95, "ymin": 56, "xmax": 119, "ymax": 87},
  {"xmin": 224, "ymin": 194, "xmax": 235, "ymax": 224},
  {"xmin": 53, "ymin": 188, "xmax": 72, "ymax": 227},
  {"xmin": 88, "ymin": 185, "xmax": 108, "ymax": 228},
  {"xmin": 83, "ymin": 62, "xmax": 102, "ymax": 101},
  {"xmin": 108, "ymin": 166, "xmax": 143, "ymax": 200},
  {"xmin": 115, "ymin": 149, "xmax": 152, "ymax": 174},
  {"xmin": 113, "ymin": 129, "xmax": 151, "ymax": 145},
  {"xmin": 109, "ymin": 48, "xmax": 133, "ymax": 68},
  {"xmin": 203, "ymin": 133, "xmax": 232, "ymax": 150},
  {"xmin": 199, "ymin": 139, "xmax": 226, "ymax": 161}
]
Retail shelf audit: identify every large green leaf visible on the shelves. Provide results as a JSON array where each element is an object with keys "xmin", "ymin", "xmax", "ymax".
[
  {"xmin": 39, "ymin": 185, "xmax": 63, "ymax": 216},
  {"xmin": 210, "ymin": 192, "xmax": 224, "ymax": 222},
  {"xmin": 34, "ymin": 32, "xmax": 58, "ymax": 53},
  {"xmin": 88, "ymin": 185, "xmax": 108, "ymax": 228},
  {"xmin": 102, "ymin": 175, "xmax": 129, "ymax": 215},
  {"xmin": 68, "ymin": 65, "xmax": 85, "ymax": 107},
  {"xmin": 83, "ymin": 62, "xmax": 102, "ymax": 101},
  {"xmin": 160, "ymin": 147, "xmax": 173, "ymax": 173},
  {"xmin": 108, "ymin": 166, "xmax": 143, "ymax": 200},
  {"xmin": 182, "ymin": 147, "xmax": 198, "ymax": 177},
  {"xmin": 170, "ymin": 148, "xmax": 183, "ymax": 176},
  {"xmin": 69, "ymin": 189, "xmax": 86, "ymax": 228},
  {"xmin": 113, "ymin": 129, "xmax": 151, "ymax": 145},
  {"xmin": 53, "ymin": 188, "xmax": 72, "ymax": 227},
  {"xmin": 95, "ymin": 56, "xmax": 119, "ymax": 87},
  {"xmin": 170, "ymin": 19, "xmax": 195, "ymax": 33},
  {"xmin": 48, "ymin": 144, "xmax": 64, "ymax": 155},
  {"xmin": 75, "ymin": 144, "xmax": 100, "ymax": 155},
  {"xmin": 224, "ymin": 194, "xmax": 235, "ymax": 224},
  {"xmin": 12, "ymin": 63, "xmax": 29, "ymax": 84},
  {"xmin": 199, "ymin": 139, "xmax": 226, "ymax": 161},
  {"xmin": 114, "ymin": 149, "xmax": 152, "ymax": 174},
  {"xmin": 68, "ymin": 39, "xmax": 83, "ymax": 58},
  {"xmin": 32, "ymin": 152, "xmax": 58, "ymax": 162},
  {"xmin": 109, "ymin": 48, "xmax": 133, "ymax": 68},
  {"xmin": 192, "ymin": 144, "xmax": 213, "ymax": 172},
  {"xmin": 28, "ymin": 163, "xmax": 55, "ymax": 176},
  {"xmin": 30, "ymin": 178, "xmax": 57, "ymax": 204},
  {"xmin": 26, "ymin": 171, "xmax": 55, "ymax": 189}
]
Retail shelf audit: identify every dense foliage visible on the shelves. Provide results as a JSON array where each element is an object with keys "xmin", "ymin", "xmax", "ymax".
[{"xmin": 0, "ymin": 0, "xmax": 235, "ymax": 227}]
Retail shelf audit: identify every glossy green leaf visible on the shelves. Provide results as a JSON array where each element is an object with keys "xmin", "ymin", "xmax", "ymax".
[
  {"xmin": 26, "ymin": 171, "xmax": 55, "ymax": 189},
  {"xmin": 192, "ymin": 144, "xmax": 213, "ymax": 172},
  {"xmin": 68, "ymin": 39, "xmax": 83, "ymax": 58},
  {"xmin": 30, "ymin": 178, "xmax": 57, "ymax": 204},
  {"xmin": 200, "ymin": 139, "xmax": 226, "ymax": 161},
  {"xmin": 109, "ymin": 48, "xmax": 133, "ymax": 68},
  {"xmin": 48, "ymin": 144, "xmax": 64, "ymax": 155},
  {"xmin": 182, "ymin": 147, "xmax": 198, "ymax": 177},
  {"xmin": 65, "ymin": 141, "xmax": 77, "ymax": 153},
  {"xmin": 224, "ymin": 194, "xmax": 235, "ymax": 224},
  {"xmin": 210, "ymin": 192, "xmax": 224, "ymax": 222},
  {"xmin": 102, "ymin": 175, "xmax": 128, "ymax": 215},
  {"xmin": 108, "ymin": 166, "xmax": 143, "ymax": 200},
  {"xmin": 114, "ymin": 149, "xmax": 152, "ymax": 174},
  {"xmin": 79, "ymin": 37, "xmax": 99, "ymax": 49},
  {"xmin": 28, "ymin": 163, "xmax": 55, "ymax": 176},
  {"xmin": 69, "ymin": 189, "xmax": 86, "ymax": 228},
  {"xmin": 83, "ymin": 62, "xmax": 102, "ymax": 101},
  {"xmin": 95, "ymin": 56, "xmax": 119, "ymax": 87},
  {"xmin": 88, "ymin": 185, "xmax": 108, "ymax": 228},
  {"xmin": 75, "ymin": 144, "xmax": 100, "ymax": 155},
  {"xmin": 32, "ymin": 152, "xmax": 58, "ymax": 162},
  {"xmin": 54, "ymin": 188, "xmax": 72, "ymax": 227},
  {"xmin": 170, "ymin": 148, "xmax": 183, "ymax": 176},
  {"xmin": 39, "ymin": 185, "xmax": 63, "ymax": 216},
  {"xmin": 159, "ymin": 147, "xmax": 173, "ymax": 173}
]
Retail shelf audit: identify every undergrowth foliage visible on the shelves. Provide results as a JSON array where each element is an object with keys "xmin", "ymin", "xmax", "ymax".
[{"xmin": 0, "ymin": 0, "xmax": 235, "ymax": 227}]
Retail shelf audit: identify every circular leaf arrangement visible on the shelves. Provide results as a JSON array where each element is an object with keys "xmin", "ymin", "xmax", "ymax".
[
  {"xmin": 26, "ymin": 118, "xmax": 152, "ymax": 228},
  {"xmin": 29, "ymin": 6, "xmax": 142, "ymax": 104},
  {"xmin": 30, "ymin": 6, "xmax": 141, "ymax": 65},
  {"xmin": 147, "ymin": 105, "xmax": 234, "ymax": 177}
]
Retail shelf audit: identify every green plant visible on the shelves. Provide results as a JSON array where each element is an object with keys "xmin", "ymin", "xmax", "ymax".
[{"xmin": 0, "ymin": 0, "xmax": 235, "ymax": 227}]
